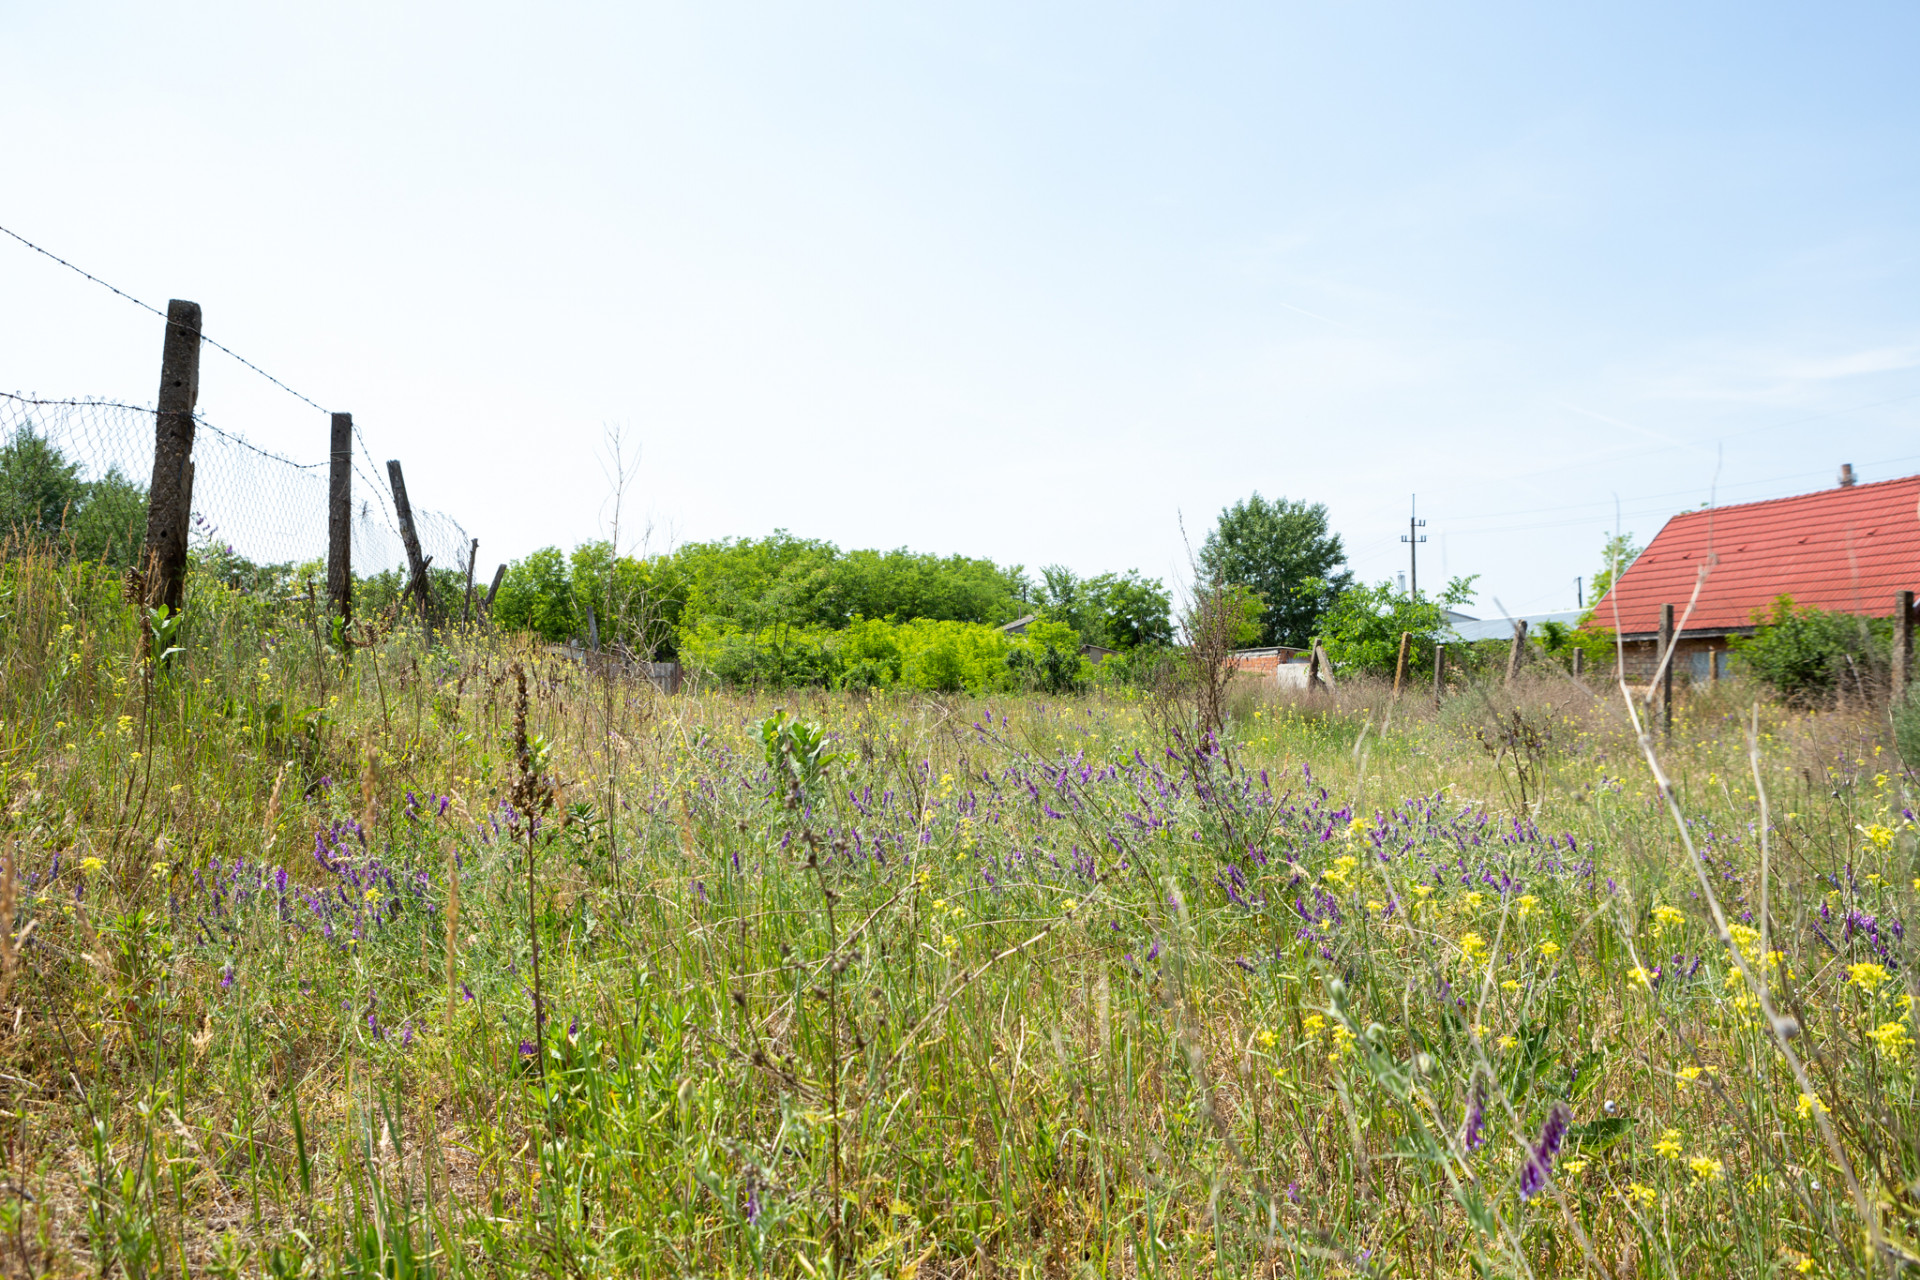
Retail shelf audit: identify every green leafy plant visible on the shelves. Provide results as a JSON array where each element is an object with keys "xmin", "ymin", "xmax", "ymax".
[
  {"xmin": 1730, "ymin": 595, "xmax": 1886, "ymax": 703},
  {"xmin": 1320, "ymin": 575, "xmax": 1477, "ymax": 677}
]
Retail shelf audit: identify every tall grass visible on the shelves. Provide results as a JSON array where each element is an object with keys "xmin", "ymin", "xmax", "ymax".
[{"xmin": 1, "ymin": 547, "xmax": 1915, "ymax": 1277}]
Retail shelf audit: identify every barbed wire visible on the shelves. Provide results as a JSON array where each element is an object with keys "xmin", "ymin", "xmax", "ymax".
[
  {"xmin": 1, "ymin": 222, "xmax": 482, "ymax": 584},
  {"xmin": 0, "ymin": 392, "xmax": 473, "ymax": 579},
  {"xmin": 0, "ymin": 223, "xmax": 333, "ymax": 417}
]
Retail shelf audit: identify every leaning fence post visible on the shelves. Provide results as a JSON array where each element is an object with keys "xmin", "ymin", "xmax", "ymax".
[
  {"xmin": 141, "ymin": 300, "xmax": 202, "ymax": 613},
  {"xmin": 1504, "ymin": 619, "xmax": 1528, "ymax": 686},
  {"xmin": 1392, "ymin": 630, "xmax": 1411, "ymax": 697},
  {"xmin": 1432, "ymin": 643, "xmax": 1446, "ymax": 706},
  {"xmin": 328, "ymin": 413, "xmax": 352, "ymax": 630},
  {"xmin": 462, "ymin": 538, "xmax": 478, "ymax": 628},
  {"xmin": 1571, "ymin": 647, "xmax": 1584, "ymax": 679},
  {"xmin": 385, "ymin": 459, "xmax": 433, "ymax": 631},
  {"xmin": 484, "ymin": 564, "xmax": 507, "ymax": 619},
  {"xmin": 1893, "ymin": 590, "xmax": 1914, "ymax": 706},
  {"xmin": 1658, "ymin": 602, "xmax": 1675, "ymax": 738}
]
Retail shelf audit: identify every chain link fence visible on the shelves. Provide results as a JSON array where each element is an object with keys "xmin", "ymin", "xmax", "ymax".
[{"xmin": 0, "ymin": 391, "xmax": 474, "ymax": 585}]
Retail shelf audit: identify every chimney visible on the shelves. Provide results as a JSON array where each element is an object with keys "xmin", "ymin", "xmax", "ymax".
[{"xmin": 1839, "ymin": 463, "xmax": 1856, "ymax": 488}]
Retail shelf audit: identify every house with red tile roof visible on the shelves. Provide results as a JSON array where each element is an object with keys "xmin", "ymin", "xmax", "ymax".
[{"xmin": 1587, "ymin": 468, "xmax": 1920, "ymax": 682}]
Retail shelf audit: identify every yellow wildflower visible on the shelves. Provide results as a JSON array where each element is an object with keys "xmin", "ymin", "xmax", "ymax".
[
  {"xmin": 1859, "ymin": 823, "xmax": 1895, "ymax": 852},
  {"xmin": 1460, "ymin": 932, "xmax": 1489, "ymax": 962},
  {"xmin": 79, "ymin": 856, "xmax": 106, "ymax": 875},
  {"xmin": 1847, "ymin": 963, "xmax": 1890, "ymax": 993},
  {"xmin": 1560, "ymin": 1157, "xmax": 1588, "ymax": 1175},
  {"xmin": 1625, "ymin": 1183, "xmax": 1658, "ymax": 1207},
  {"xmin": 1652, "ymin": 904, "xmax": 1686, "ymax": 932},
  {"xmin": 1630, "ymin": 966, "xmax": 1654, "ymax": 990},
  {"xmin": 1329, "ymin": 1023, "xmax": 1356, "ymax": 1061},
  {"xmin": 1303, "ymin": 1014, "xmax": 1327, "ymax": 1035},
  {"xmin": 1538, "ymin": 939, "xmax": 1562, "ymax": 959},
  {"xmin": 1688, "ymin": 1154, "xmax": 1724, "ymax": 1183},
  {"xmin": 1256, "ymin": 1028, "xmax": 1278, "ymax": 1049},
  {"xmin": 1653, "ymin": 1129, "xmax": 1684, "ymax": 1160},
  {"xmin": 1497, "ymin": 1034, "xmax": 1518, "ymax": 1051},
  {"xmin": 1463, "ymin": 890, "xmax": 1484, "ymax": 911},
  {"xmin": 1366, "ymin": 900, "xmax": 1385, "ymax": 916},
  {"xmin": 1516, "ymin": 894, "xmax": 1539, "ymax": 919},
  {"xmin": 1677, "ymin": 1066, "xmax": 1702, "ymax": 1088},
  {"xmin": 1867, "ymin": 1022, "xmax": 1912, "ymax": 1060},
  {"xmin": 1501, "ymin": 979, "xmax": 1520, "ymax": 992}
]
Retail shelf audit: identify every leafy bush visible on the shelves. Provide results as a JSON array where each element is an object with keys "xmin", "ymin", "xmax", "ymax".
[
  {"xmin": 1730, "ymin": 596, "xmax": 1886, "ymax": 703},
  {"xmin": 1321, "ymin": 576, "xmax": 1477, "ymax": 677},
  {"xmin": 492, "ymin": 547, "xmax": 579, "ymax": 642}
]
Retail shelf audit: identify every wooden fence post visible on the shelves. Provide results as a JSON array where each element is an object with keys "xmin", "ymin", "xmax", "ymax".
[
  {"xmin": 141, "ymin": 300, "xmax": 202, "ymax": 613},
  {"xmin": 484, "ymin": 564, "xmax": 507, "ymax": 618},
  {"xmin": 1658, "ymin": 603, "xmax": 1675, "ymax": 738},
  {"xmin": 1504, "ymin": 619, "xmax": 1528, "ymax": 685},
  {"xmin": 385, "ymin": 460, "xmax": 433, "ymax": 631},
  {"xmin": 1392, "ymin": 630, "xmax": 1411, "ymax": 697},
  {"xmin": 1571, "ymin": 648, "xmax": 1584, "ymax": 679},
  {"xmin": 327, "ymin": 412, "xmax": 352, "ymax": 627},
  {"xmin": 1895, "ymin": 590, "xmax": 1914, "ymax": 705},
  {"xmin": 462, "ymin": 538, "xmax": 479, "ymax": 627},
  {"xmin": 1432, "ymin": 643, "xmax": 1446, "ymax": 706}
]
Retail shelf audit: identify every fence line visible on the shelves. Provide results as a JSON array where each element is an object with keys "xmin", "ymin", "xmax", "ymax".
[
  {"xmin": 0, "ymin": 391, "xmax": 474, "ymax": 583},
  {"xmin": 1, "ymin": 222, "xmax": 485, "ymax": 603}
]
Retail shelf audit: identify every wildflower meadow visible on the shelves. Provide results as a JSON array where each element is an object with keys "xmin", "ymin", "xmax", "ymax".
[{"xmin": 2, "ymin": 550, "xmax": 1916, "ymax": 1277}]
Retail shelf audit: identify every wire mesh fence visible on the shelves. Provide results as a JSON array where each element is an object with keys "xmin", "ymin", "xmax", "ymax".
[{"xmin": 0, "ymin": 391, "xmax": 474, "ymax": 584}]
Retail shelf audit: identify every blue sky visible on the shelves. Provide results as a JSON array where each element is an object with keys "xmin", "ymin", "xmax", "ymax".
[{"xmin": 4, "ymin": 2, "xmax": 1919, "ymax": 616}]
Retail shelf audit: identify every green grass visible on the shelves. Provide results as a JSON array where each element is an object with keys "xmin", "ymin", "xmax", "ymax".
[{"xmin": 1, "ymin": 550, "xmax": 1916, "ymax": 1277}]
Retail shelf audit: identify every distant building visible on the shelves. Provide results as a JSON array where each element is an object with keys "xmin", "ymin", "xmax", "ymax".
[
  {"xmin": 1226, "ymin": 646, "xmax": 1306, "ymax": 676},
  {"xmin": 1444, "ymin": 611, "xmax": 1585, "ymax": 644},
  {"xmin": 1588, "ymin": 468, "xmax": 1920, "ymax": 681}
]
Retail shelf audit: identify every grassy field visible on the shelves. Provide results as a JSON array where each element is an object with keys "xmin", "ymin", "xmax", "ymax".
[{"xmin": 1, "ymin": 552, "xmax": 1916, "ymax": 1277}]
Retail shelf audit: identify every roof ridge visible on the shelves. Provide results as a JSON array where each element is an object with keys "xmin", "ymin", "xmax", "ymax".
[{"xmin": 1661, "ymin": 471, "xmax": 1920, "ymax": 523}]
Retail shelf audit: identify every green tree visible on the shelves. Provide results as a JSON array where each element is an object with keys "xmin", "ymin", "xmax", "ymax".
[
  {"xmin": 1035, "ymin": 564, "xmax": 1173, "ymax": 650},
  {"xmin": 1198, "ymin": 494, "xmax": 1351, "ymax": 647},
  {"xmin": 0, "ymin": 429, "xmax": 85, "ymax": 538},
  {"xmin": 1321, "ymin": 575, "xmax": 1478, "ymax": 677},
  {"xmin": 0, "ymin": 429, "xmax": 149, "ymax": 567},
  {"xmin": 493, "ymin": 547, "xmax": 578, "ymax": 642},
  {"xmin": 1084, "ymin": 571, "xmax": 1173, "ymax": 649},
  {"xmin": 1586, "ymin": 532, "xmax": 1641, "ymax": 607}
]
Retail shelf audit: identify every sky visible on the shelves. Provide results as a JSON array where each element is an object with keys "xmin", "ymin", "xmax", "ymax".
[{"xmin": 4, "ymin": 2, "xmax": 1919, "ymax": 618}]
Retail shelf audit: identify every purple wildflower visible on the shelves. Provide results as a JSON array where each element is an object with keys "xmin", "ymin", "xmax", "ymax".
[
  {"xmin": 1519, "ymin": 1103, "xmax": 1571, "ymax": 1199},
  {"xmin": 1463, "ymin": 1080, "xmax": 1487, "ymax": 1152},
  {"xmin": 219, "ymin": 964, "xmax": 235, "ymax": 991}
]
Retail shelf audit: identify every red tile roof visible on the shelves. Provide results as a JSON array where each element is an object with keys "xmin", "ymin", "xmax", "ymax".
[{"xmin": 1588, "ymin": 473, "xmax": 1920, "ymax": 636}]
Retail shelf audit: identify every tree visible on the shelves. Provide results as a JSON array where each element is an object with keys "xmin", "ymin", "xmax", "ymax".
[
  {"xmin": 1034, "ymin": 565, "xmax": 1173, "ymax": 650},
  {"xmin": 1197, "ymin": 494, "xmax": 1351, "ymax": 647},
  {"xmin": 0, "ymin": 429, "xmax": 149, "ymax": 567},
  {"xmin": 1587, "ymin": 532, "xmax": 1641, "ymax": 608},
  {"xmin": 492, "ymin": 547, "xmax": 578, "ymax": 641},
  {"xmin": 1320, "ymin": 576, "xmax": 1478, "ymax": 677},
  {"xmin": 1083, "ymin": 571, "xmax": 1173, "ymax": 649}
]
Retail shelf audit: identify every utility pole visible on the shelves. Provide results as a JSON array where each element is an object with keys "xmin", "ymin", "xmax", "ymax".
[
  {"xmin": 1400, "ymin": 495, "xmax": 1427, "ymax": 598},
  {"xmin": 1575, "ymin": 577, "xmax": 1583, "ymax": 609}
]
